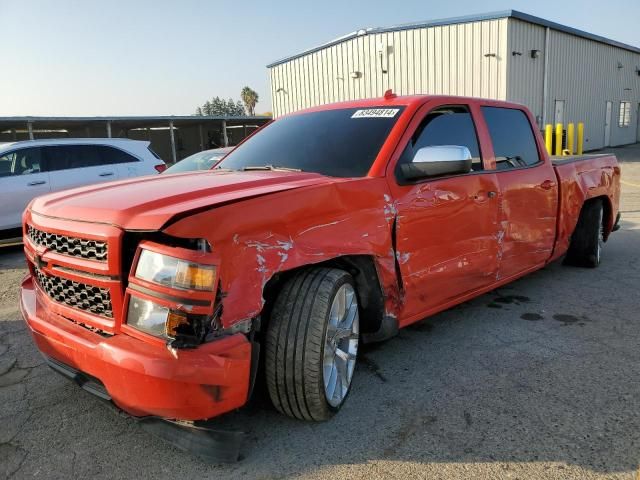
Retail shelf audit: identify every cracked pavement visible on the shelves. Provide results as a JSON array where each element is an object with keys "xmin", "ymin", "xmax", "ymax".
[{"xmin": 1, "ymin": 144, "xmax": 640, "ymax": 479}]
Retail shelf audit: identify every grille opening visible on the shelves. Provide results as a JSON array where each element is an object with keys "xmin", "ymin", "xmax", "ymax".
[
  {"xmin": 34, "ymin": 267, "xmax": 114, "ymax": 318},
  {"xmin": 59, "ymin": 314, "xmax": 113, "ymax": 337},
  {"xmin": 27, "ymin": 225, "xmax": 108, "ymax": 261}
]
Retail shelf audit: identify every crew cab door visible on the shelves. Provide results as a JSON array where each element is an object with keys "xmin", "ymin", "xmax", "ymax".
[
  {"xmin": 44, "ymin": 145, "xmax": 121, "ymax": 192},
  {"xmin": 387, "ymin": 103, "xmax": 500, "ymax": 322},
  {"xmin": 480, "ymin": 106, "xmax": 558, "ymax": 279}
]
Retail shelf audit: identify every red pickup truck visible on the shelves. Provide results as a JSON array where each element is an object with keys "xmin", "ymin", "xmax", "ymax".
[{"xmin": 20, "ymin": 95, "xmax": 620, "ymax": 441}]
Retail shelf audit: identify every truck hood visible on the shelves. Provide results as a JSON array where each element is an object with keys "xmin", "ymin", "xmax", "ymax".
[{"xmin": 30, "ymin": 170, "xmax": 335, "ymax": 230}]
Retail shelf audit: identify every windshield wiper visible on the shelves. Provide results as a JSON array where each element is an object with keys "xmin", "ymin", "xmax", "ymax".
[{"xmin": 242, "ymin": 165, "xmax": 302, "ymax": 172}]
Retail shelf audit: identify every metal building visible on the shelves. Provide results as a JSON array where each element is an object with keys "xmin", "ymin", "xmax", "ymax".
[{"xmin": 267, "ymin": 10, "xmax": 640, "ymax": 150}]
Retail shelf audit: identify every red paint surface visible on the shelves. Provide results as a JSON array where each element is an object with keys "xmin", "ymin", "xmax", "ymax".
[
  {"xmin": 21, "ymin": 95, "xmax": 620, "ymax": 421},
  {"xmin": 21, "ymin": 276, "xmax": 251, "ymax": 420}
]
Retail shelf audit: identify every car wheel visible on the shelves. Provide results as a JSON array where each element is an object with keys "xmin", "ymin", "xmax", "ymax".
[
  {"xmin": 564, "ymin": 199, "xmax": 604, "ymax": 268},
  {"xmin": 265, "ymin": 268, "xmax": 360, "ymax": 421}
]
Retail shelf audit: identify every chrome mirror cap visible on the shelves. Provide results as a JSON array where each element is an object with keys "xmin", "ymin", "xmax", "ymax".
[
  {"xmin": 412, "ymin": 145, "xmax": 472, "ymax": 164},
  {"xmin": 399, "ymin": 145, "xmax": 474, "ymax": 181}
]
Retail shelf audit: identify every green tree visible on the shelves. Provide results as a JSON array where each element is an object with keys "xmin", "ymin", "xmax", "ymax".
[
  {"xmin": 226, "ymin": 98, "xmax": 245, "ymax": 116},
  {"xmin": 240, "ymin": 86, "xmax": 259, "ymax": 116},
  {"xmin": 194, "ymin": 96, "xmax": 247, "ymax": 116}
]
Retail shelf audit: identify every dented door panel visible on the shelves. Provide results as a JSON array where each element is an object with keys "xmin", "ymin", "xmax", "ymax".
[
  {"xmin": 495, "ymin": 165, "xmax": 558, "ymax": 279},
  {"xmin": 390, "ymin": 173, "xmax": 500, "ymax": 322}
]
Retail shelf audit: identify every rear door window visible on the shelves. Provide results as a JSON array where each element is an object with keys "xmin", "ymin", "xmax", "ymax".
[
  {"xmin": 44, "ymin": 145, "xmax": 104, "ymax": 171},
  {"xmin": 481, "ymin": 107, "xmax": 541, "ymax": 169}
]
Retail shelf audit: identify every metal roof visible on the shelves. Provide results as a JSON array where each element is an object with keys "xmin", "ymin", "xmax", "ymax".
[
  {"xmin": 266, "ymin": 9, "xmax": 640, "ymax": 68},
  {"xmin": 0, "ymin": 115, "xmax": 269, "ymax": 122},
  {"xmin": 0, "ymin": 115, "xmax": 270, "ymax": 131}
]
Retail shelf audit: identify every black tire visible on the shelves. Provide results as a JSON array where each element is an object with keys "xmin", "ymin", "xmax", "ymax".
[
  {"xmin": 564, "ymin": 199, "xmax": 604, "ymax": 268},
  {"xmin": 265, "ymin": 268, "xmax": 358, "ymax": 421}
]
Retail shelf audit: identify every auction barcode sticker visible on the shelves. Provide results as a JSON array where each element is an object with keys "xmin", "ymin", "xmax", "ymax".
[{"xmin": 351, "ymin": 108, "xmax": 400, "ymax": 118}]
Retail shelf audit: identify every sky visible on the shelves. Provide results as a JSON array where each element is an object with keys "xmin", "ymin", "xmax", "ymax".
[{"xmin": 0, "ymin": 0, "xmax": 638, "ymax": 117}]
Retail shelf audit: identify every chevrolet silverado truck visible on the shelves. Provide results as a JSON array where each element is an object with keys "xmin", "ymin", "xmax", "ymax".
[{"xmin": 20, "ymin": 94, "xmax": 620, "ymax": 453}]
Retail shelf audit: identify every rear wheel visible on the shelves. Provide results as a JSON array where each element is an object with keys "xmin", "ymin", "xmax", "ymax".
[
  {"xmin": 564, "ymin": 199, "xmax": 604, "ymax": 268},
  {"xmin": 265, "ymin": 268, "xmax": 359, "ymax": 421}
]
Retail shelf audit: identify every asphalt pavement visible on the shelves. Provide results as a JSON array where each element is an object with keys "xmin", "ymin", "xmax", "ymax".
[{"xmin": 1, "ymin": 144, "xmax": 640, "ymax": 479}]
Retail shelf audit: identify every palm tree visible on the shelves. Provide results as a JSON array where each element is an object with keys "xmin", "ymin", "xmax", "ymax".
[{"xmin": 241, "ymin": 87, "xmax": 259, "ymax": 116}]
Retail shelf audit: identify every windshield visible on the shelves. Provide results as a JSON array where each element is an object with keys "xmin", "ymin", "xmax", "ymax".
[
  {"xmin": 217, "ymin": 107, "xmax": 405, "ymax": 177},
  {"xmin": 165, "ymin": 150, "xmax": 227, "ymax": 173}
]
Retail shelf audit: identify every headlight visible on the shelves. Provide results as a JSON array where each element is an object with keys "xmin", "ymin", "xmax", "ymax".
[
  {"xmin": 127, "ymin": 295, "xmax": 189, "ymax": 339},
  {"xmin": 135, "ymin": 249, "xmax": 216, "ymax": 291}
]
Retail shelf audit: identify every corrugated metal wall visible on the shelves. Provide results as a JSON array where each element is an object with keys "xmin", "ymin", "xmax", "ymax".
[
  {"xmin": 505, "ymin": 19, "xmax": 546, "ymax": 121},
  {"xmin": 269, "ymin": 19, "xmax": 509, "ymax": 117},
  {"xmin": 508, "ymin": 19, "xmax": 640, "ymax": 149}
]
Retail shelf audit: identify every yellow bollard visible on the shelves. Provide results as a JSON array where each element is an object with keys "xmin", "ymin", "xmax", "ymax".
[
  {"xmin": 555, "ymin": 123, "xmax": 563, "ymax": 156},
  {"xmin": 567, "ymin": 123, "xmax": 574, "ymax": 155},
  {"xmin": 545, "ymin": 124, "xmax": 553, "ymax": 155},
  {"xmin": 577, "ymin": 122, "xmax": 584, "ymax": 155}
]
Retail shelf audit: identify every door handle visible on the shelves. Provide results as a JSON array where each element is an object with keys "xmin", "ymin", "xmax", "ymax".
[
  {"xmin": 99, "ymin": 172, "xmax": 115, "ymax": 177},
  {"xmin": 540, "ymin": 180, "xmax": 556, "ymax": 190},
  {"xmin": 27, "ymin": 180, "xmax": 46, "ymax": 186}
]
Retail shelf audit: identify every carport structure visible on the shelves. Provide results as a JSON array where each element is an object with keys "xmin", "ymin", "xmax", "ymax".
[{"xmin": 0, "ymin": 115, "xmax": 271, "ymax": 164}]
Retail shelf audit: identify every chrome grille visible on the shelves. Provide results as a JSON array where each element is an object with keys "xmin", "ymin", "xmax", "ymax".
[
  {"xmin": 34, "ymin": 267, "xmax": 113, "ymax": 318},
  {"xmin": 27, "ymin": 225, "xmax": 108, "ymax": 261}
]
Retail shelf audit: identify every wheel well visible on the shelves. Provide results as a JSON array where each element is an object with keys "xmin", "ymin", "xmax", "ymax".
[{"xmin": 260, "ymin": 255, "xmax": 385, "ymax": 336}]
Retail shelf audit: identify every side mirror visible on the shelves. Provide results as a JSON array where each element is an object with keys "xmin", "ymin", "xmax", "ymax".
[{"xmin": 400, "ymin": 145, "xmax": 473, "ymax": 181}]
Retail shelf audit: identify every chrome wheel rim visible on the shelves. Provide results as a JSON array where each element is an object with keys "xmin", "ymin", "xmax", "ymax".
[
  {"xmin": 596, "ymin": 207, "xmax": 603, "ymax": 263},
  {"xmin": 323, "ymin": 283, "xmax": 359, "ymax": 408}
]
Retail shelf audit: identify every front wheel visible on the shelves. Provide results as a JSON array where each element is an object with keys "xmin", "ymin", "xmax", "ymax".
[{"xmin": 265, "ymin": 268, "xmax": 359, "ymax": 421}]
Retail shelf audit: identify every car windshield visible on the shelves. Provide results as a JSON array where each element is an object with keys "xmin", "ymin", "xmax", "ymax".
[
  {"xmin": 217, "ymin": 106, "xmax": 405, "ymax": 177},
  {"xmin": 165, "ymin": 150, "xmax": 227, "ymax": 173}
]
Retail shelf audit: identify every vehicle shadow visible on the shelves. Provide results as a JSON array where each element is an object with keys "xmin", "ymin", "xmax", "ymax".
[{"xmin": 1, "ymin": 226, "xmax": 639, "ymax": 478}]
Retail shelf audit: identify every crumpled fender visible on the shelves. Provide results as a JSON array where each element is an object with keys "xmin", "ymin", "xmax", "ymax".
[
  {"xmin": 163, "ymin": 177, "xmax": 401, "ymax": 328},
  {"xmin": 553, "ymin": 155, "xmax": 620, "ymax": 258}
]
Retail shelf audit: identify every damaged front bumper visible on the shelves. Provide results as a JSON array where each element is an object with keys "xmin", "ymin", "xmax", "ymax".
[
  {"xmin": 43, "ymin": 354, "xmax": 245, "ymax": 463},
  {"xmin": 20, "ymin": 275, "xmax": 252, "ymax": 422}
]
